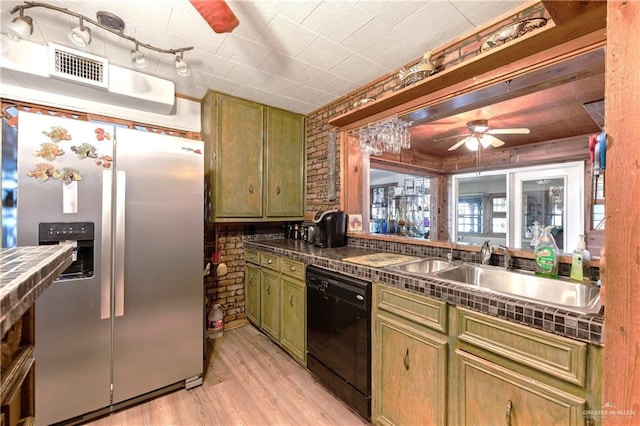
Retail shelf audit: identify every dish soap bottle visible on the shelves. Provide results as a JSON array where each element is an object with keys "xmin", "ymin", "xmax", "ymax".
[
  {"xmin": 534, "ymin": 226, "xmax": 559, "ymax": 278},
  {"xmin": 570, "ymin": 235, "xmax": 591, "ymax": 282}
]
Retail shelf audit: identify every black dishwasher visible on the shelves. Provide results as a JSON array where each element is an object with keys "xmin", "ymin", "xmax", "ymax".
[{"xmin": 306, "ymin": 265, "xmax": 371, "ymax": 420}]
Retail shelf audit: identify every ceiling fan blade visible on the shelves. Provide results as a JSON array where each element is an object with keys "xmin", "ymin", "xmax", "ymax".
[
  {"xmin": 487, "ymin": 128, "xmax": 530, "ymax": 135},
  {"xmin": 190, "ymin": 0, "xmax": 239, "ymax": 33},
  {"xmin": 448, "ymin": 136, "xmax": 471, "ymax": 151},
  {"xmin": 431, "ymin": 132, "xmax": 469, "ymax": 143},
  {"xmin": 486, "ymin": 134, "xmax": 505, "ymax": 148}
]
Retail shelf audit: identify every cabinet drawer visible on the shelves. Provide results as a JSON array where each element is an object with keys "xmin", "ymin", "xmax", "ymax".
[
  {"xmin": 261, "ymin": 252, "xmax": 280, "ymax": 271},
  {"xmin": 244, "ymin": 249, "xmax": 260, "ymax": 265},
  {"xmin": 281, "ymin": 258, "xmax": 305, "ymax": 280},
  {"xmin": 375, "ymin": 284, "xmax": 447, "ymax": 334},
  {"xmin": 457, "ymin": 308, "xmax": 587, "ymax": 386}
]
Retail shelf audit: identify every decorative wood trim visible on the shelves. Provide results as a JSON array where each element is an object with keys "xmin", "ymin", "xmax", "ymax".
[{"xmin": 603, "ymin": 0, "xmax": 640, "ymax": 416}]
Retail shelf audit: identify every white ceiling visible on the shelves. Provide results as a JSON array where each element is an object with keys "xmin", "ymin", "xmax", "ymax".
[{"xmin": 1, "ymin": 0, "xmax": 527, "ymax": 115}]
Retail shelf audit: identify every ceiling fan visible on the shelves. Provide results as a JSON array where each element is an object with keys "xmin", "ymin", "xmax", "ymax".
[
  {"xmin": 445, "ymin": 119, "xmax": 530, "ymax": 152},
  {"xmin": 190, "ymin": 0, "xmax": 239, "ymax": 34}
]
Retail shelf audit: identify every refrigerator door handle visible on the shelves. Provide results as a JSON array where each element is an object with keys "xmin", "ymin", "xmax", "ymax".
[
  {"xmin": 101, "ymin": 170, "xmax": 112, "ymax": 320},
  {"xmin": 115, "ymin": 170, "xmax": 126, "ymax": 317}
]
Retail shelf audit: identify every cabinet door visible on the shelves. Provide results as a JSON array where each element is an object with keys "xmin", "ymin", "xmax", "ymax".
[
  {"xmin": 456, "ymin": 349, "xmax": 586, "ymax": 426},
  {"xmin": 244, "ymin": 263, "xmax": 261, "ymax": 325},
  {"xmin": 265, "ymin": 108, "xmax": 305, "ymax": 217},
  {"xmin": 260, "ymin": 269, "xmax": 281, "ymax": 341},
  {"xmin": 280, "ymin": 276, "xmax": 306, "ymax": 365},
  {"xmin": 374, "ymin": 314, "xmax": 447, "ymax": 426},
  {"xmin": 215, "ymin": 94, "xmax": 264, "ymax": 218}
]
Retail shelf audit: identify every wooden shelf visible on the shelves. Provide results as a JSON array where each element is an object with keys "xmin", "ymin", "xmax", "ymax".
[{"xmin": 328, "ymin": 2, "xmax": 606, "ymax": 128}]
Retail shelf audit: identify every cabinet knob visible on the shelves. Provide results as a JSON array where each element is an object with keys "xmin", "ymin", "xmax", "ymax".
[
  {"xmin": 249, "ymin": 184, "xmax": 254, "ymax": 194},
  {"xmin": 267, "ymin": 259, "xmax": 272, "ymax": 264},
  {"xmin": 505, "ymin": 400, "xmax": 513, "ymax": 426},
  {"xmin": 290, "ymin": 266, "xmax": 296, "ymax": 272},
  {"xmin": 267, "ymin": 284, "xmax": 271, "ymax": 295},
  {"xmin": 403, "ymin": 348, "xmax": 410, "ymax": 370},
  {"xmin": 249, "ymin": 276, "xmax": 253, "ymax": 285},
  {"xmin": 276, "ymin": 185, "xmax": 281, "ymax": 195},
  {"xmin": 289, "ymin": 293, "xmax": 294, "ymax": 307}
]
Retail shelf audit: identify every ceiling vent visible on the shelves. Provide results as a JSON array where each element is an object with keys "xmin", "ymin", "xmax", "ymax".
[{"xmin": 48, "ymin": 43, "xmax": 109, "ymax": 89}]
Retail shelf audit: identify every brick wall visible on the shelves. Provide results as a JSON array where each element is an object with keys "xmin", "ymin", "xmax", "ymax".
[{"xmin": 207, "ymin": 3, "xmax": 548, "ymax": 322}]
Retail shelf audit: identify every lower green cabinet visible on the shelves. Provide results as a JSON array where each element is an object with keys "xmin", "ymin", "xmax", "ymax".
[
  {"xmin": 455, "ymin": 349, "xmax": 586, "ymax": 426},
  {"xmin": 280, "ymin": 275, "xmax": 306, "ymax": 365},
  {"xmin": 244, "ymin": 249, "xmax": 306, "ymax": 365},
  {"xmin": 244, "ymin": 262, "xmax": 261, "ymax": 325},
  {"xmin": 373, "ymin": 284, "xmax": 448, "ymax": 426},
  {"xmin": 373, "ymin": 282, "xmax": 603, "ymax": 426},
  {"xmin": 261, "ymin": 268, "xmax": 281, "ymax": 341}
]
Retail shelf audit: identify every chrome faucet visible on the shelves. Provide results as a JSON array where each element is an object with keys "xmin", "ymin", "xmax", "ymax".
[
  {"xmin": 481, "ymin": 240, "xmax": 492, "ymax": 265},
  {"xmin": 447, "ymin": 236, "xmax": 456, "ymax": 262},
  {"xmin": 498, "ymin": 245, "xmax": 512, "ymax": 270}
]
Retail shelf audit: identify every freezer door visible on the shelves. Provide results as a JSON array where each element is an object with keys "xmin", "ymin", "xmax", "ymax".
[
  {"xmin": 16, "ymin": 112, "xmax": 113, "ymax": 425},
  {"xmin": 111, "ymin": 128, "xmax": 204, "ymax": 403}
]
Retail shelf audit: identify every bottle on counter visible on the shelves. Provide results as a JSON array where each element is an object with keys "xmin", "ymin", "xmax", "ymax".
[
  {"xmin": 534, "ymin": 226, "xmax": 559, "ymax": 278},
  {"xmin": 570, "ymin": 234, "xmax": 591, "ymax": 282}
]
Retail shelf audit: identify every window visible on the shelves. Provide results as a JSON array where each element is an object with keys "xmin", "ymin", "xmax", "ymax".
[{"xmin": 458, "ymin": 196, "xmax": 483, "ymax": 233}]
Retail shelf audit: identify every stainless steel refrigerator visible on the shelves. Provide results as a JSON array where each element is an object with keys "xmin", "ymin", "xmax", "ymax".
[{"xmin": 15, "ymin": 112, "xmax": 204, "ymax": 425}]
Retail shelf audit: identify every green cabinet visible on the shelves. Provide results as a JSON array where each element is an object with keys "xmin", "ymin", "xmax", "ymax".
[
  {"xmin": 455, "ymin": 349, "xmax": 586, "ymax": 426},
  {"xmin": 280, "ymin": 258, "xmax": 306, "ymax": 365},
  {"xmin": 244, "ymin": 249, "xmax": 261, "ymax": 326},
  {"xmin": 453, "ymin": 307, "xmax": 602, "ymax": 426},
  {"xmin": 260, "ymin": 253, "xmax": 281, "ymax": 341},
  {"xmin": 244, "ymin": 249, "xmax": 306, "ymax": 365},
  {"xmin": 202, "ymin": 91, "xmax": 305, "ymax": 222},
  {"xmin": 372, "ymin": 284, "xmax": 603, "ymax": 426},
  {"xmin": 265, "ymin": 107, "xmax": 305, "ymax": 218},
  {"xmin": 373, "ymin": 284, "xmax": 448, "ymax": 426}
]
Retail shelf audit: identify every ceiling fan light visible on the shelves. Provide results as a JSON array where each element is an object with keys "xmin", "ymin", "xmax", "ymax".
[
  {"xmin": 465, "ymin": 136, "xmax": 479, "ymax": 151},
  {"xmin": 7, "ymin": 15, "xmax": 33, "ymax": 40},
  {"xmin": 175, "ymin": 55, "xmax": 191, "ymax": 76},
  {"xmin": 70, "ymin": 25, "xmax": 91, "ymax": 47},
  {"xmin": 131, "ymin": 49, "xmax": 148, "ymax": 69},
  {"xmin": 479, "ymin": 134, "xmax": 491, "ymax": 148}
]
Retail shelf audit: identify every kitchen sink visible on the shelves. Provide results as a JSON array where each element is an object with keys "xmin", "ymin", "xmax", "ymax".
[
  {"xmin": 386, "ymin": 257, "xmax": 456, "ymax": 274},
  {"xmin": 432, "ymin": 264, "xmax": 601, "ymax": 314}
]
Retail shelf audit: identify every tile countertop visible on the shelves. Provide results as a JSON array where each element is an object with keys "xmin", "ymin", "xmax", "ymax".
[
  {"xmin": 244, "ymin": 239, "xmax": 605, "ymax": 346},
  {"xmin": 0, "ymin": 245, "xmax": 74, "ymax": 337}
]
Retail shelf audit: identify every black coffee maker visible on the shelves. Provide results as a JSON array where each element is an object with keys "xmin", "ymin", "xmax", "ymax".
[{"xmin": 313, "ymin": 209, "xmax": 347, "ymax": 248}]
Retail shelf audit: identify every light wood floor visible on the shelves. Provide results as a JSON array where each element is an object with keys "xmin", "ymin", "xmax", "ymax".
[{"xmin": 88, "ymin": 324, "xmax": 369, "ymax": 425}]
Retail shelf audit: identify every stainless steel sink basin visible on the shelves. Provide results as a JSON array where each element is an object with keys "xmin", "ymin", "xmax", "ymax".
[
  {"xmin": 386, "ymin": 257, "xmax": 455, "ymax": 274},
  {"xmin": 433, "ymin": 264, "xmax": 601, "ymax": 314}
]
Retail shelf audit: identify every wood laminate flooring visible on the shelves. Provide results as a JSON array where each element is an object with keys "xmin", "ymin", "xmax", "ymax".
[{"xmin": 87, "ymin": 324, "xmax": 369, "ymax": 425}]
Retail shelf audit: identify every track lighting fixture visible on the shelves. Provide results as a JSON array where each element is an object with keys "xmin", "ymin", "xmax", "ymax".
[
  {"xmin": 8, "ymin": 1, "xmax": 193, "ymax": 76},
  {"xmin": 7, "ymin": 8, "xmax": 33, "ymax": 40},
  {"xmin": 69, "ymin": 18, "xmax": 91, "ymax": 47},
  {"xmin": 175, "ymin": 51, "xmax": 191, "ymax": 77},
  {"xmin": 131, "ymin": 45, "xmax": 148, "ymax": 69}
]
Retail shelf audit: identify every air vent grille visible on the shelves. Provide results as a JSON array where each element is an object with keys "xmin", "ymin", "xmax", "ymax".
[
  {"xmin": 54, "ymin": 49, "xmax": 104, "ymax": 83},
  {"xmin": 48, "ymin": 43, "xmax": 109, "ymax": 89}
]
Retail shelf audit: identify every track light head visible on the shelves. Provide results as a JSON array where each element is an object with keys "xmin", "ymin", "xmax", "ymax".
[
  {"xmin": 70, "ymin": 20, "xmax": 91, "ymax": 47},
  {"xmin": 175, "ymin": 53, "xmax": 191, "ymax": 77},
  {"xmin": 131, "ymin": 47, "xmax": 148, "ymax": 69},
  {"xmin": 7, "ymin": 13, "xmax": 33, "ymax": 40}
]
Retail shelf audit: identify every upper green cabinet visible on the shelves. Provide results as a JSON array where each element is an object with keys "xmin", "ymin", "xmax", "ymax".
[
  {"xmin": 266, "ymin": 108, "xmax": 305, "ymax": 218},
  {"xmin": 202, "ymin": 91, "xmax": 305, "ymax": 222}
]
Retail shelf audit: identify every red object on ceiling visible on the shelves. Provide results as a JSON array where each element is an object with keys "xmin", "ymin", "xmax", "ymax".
[{"xmin": 190, "ymin": 0, "xmax": 239, "ymax": 34}]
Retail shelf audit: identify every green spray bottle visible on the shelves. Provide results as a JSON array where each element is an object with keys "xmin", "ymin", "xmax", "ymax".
[{"xmin": 534, "ymin": 226, "xmax": 559, "ymax": 278}]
